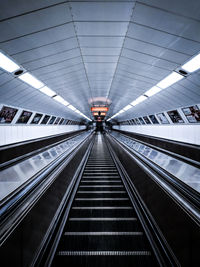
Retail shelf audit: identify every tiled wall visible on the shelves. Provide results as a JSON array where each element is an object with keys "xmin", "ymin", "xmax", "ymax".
[
  {"xmin": 0, "ymin": 125, "xmax": 86, "ymax": 146},
  {"xmin": 113, "ymin": 125, "xmax": 200, "ymax": 145}
]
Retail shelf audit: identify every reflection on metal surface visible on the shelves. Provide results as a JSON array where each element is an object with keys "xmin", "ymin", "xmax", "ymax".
[
  {"xmin": 111, "ymin": 132, "xmax": 200, "ymax": 193},
  {"xmin": 0, "ymin": 132, "xmax": 89, "ymax": 202}
]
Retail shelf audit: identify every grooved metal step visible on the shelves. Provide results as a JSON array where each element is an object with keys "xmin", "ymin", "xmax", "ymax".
[
  {"xmin": 75, "ymin": 198, "xmax": 129, "ymax": 201},
  {"xmin": 72, "ymin": 207, "xmax": 133, "ymax": 210},
  {"xmin": 79, "ymin": 185, "xmax": 124, "ymax": 188},
  {"xmin": 64, "ymin": 232, "xmax": 143, "ymax": 236},
  {"xmin": 69, "ymin": 218, "xmax": 137, "ymax": 221},
  {"xmin": 58, "ymin": 251, "xmax": 151, "ymax": 256},
  {"xmin": 77, "ymin": 191, "xmax": 126, "ymax": 193}
]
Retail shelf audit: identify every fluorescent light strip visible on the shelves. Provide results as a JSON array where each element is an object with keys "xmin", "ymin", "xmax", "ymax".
[
  {"xmin": 131, "ymin": 95, "xmax": 147, "ymax": 106},
  {"xmin": 0, "ymin": 52, "xmax": 20, "ymax": 72},
  {"xmin": 145, "ymin": 86, "xmax": 162, "ymax": 97},
  {"xmin": 157, "ymin": 72, "xmax": 183, "ymax": 89},
  {"xmin": 123, "ymin": 104, "xmax": 132, "ymax": 111},
  {"xmin": 19, "ymin": 72, "xmax": 44, "ymax": 89},
  {"xmin": 40, "ymin": 86, "xmax": 56, "ymax": 97},
  {"xmin": 53, "ymin": 95, "xmax": 69, "ymax": 106},
  {"xmin": 68, "ymin": 104, "xmax": 76, "ymax": 111},
  {"xmin": 182, "ymin": 53, "xmax": 200, "ymax": 73}
]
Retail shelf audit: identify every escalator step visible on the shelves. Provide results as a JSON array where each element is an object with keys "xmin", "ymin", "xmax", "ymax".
[
  {"xmin": 54, "ymin": 253, "xmax": 154, "ymax": 267},
  {"xmin": 57, "ymin": 234, "xmax": 149, "ymax": 251},
  {"xmin": 65, "ymin": 220, "xmax": 140, "ymax": 232}
]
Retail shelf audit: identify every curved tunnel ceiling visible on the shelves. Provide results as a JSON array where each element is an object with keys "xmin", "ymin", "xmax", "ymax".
[{"xmin": 0, "ymin": 0, "xmax": 200, "ymax": 121}]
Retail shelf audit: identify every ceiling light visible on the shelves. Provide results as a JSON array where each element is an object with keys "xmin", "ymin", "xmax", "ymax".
[
  {"xmin": 123, "ymin": 104, "xmax": 132, "ymax": 111},
  {"xmin": 131, "ymin": 95, "xmax": 147, "ymax": 106},
  {"xmin": 68, "ymin": 104, "xmax": 76, "ymax": 111},
  {"xmin": 53, "ymin": 95, "xmax": 69, "ymax": 106},
  {"xmin": 118, "ymin": 110, "xmax": 125, "ymax": 114},
  {"xmin": 182, "ymin": 53, "xmax": 200, "ymax": 73},
  {"xmin": 0, "ymin": 52, "xmax": 20, "ymax": 72},
  {"xmin": 157, "ymin": 72, "xmax": 183, "ymax": 89},
  {"xmin": 145, "ymin": 86, "xmax": 162, "ymax": 97},
  {"xmin": 40, "ymin": 86, "xmax": 56, "ymax": 97},
  {"xmin": 19, "ymin": 72, "xmax": 44, "ymax": 89}
]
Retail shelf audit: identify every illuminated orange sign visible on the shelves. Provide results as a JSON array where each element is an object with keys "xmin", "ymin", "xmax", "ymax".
[
  {"xmin": 93, "ymin": 112, "xmax": 99, "ymax": 116},
  {"xmin": 101, "ymin": 112, "xmax": 106, "ymax": 116},
  {"xmin": 91, "ymin": 107, "xmax": 109, "ymax": 112}
]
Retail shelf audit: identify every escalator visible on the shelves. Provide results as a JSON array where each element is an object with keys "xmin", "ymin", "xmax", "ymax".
[{"xmin": 50, "ymin": 133, "xmax": 160, "ymax": 267}]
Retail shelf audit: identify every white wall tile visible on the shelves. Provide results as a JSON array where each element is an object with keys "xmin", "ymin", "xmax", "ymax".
[
  {"xmin": 0, "ymin": 125, "xmax": 86, "ymax": 146},
  {"xmin": 113, "ymin": 125, "xmax": 200, "ymax": 145}
]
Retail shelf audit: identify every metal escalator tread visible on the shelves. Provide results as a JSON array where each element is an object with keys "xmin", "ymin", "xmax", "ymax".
[{"xmin": 52, "ymin": 134, "xmax": 159, "ymax": 267}]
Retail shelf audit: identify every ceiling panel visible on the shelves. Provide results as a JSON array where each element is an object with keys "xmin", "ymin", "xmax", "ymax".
[
  {"xmin": 79, "ymin": 36, "xmax": 124, "ymax": 47},
  {"xmin": 138, "ymin": 0, "xmax": 200, "ymax": 20},
  {"xmin": 71, "ymin": 2, "xmax": 134, "ymax": 21},
  {"xmin": 0, "ymin": 23, "xmax": 76, "ymax": 54},
  {"xmin": 83, "ymin": 56, "xmax": 118, "ymax": 63},
  {"xmin": 0, "ymin": 3, "xmax": 72, "ymax": 42},
  {"xmin": 124, "ymin": 38, "xmax": 190, "ymax": 64},
  {"xmin": 12, "ymin": 37, "xmax": 78, "ymax": 63},
  {"xmin": 22, "ymin": 48, "xmax": 81, "ymax": 70},
  {"xmin": 0, "ymin": 0, "xmax": 65, "ymax": 19},
  {"xmin": 121, "ymin": 49, "xmax": 179, "ymax": 71},
  {"xmin": 76, "ymin": 22, "xmax": 129, "ymax": 36},
  {"xmin": 132, "ymin": 3, "xmax": 200, "ymax": 42},
  {"xmin": 81, "ymin": 47, "xmax": 121, "ymax": 56},
  {"xmin": 31, "ymin": 57, "xmax": 83, "ymax": 76}
]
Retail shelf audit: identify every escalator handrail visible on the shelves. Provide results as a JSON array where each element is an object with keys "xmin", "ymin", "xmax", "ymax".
[
  {"xmin": 0, "ymin": 131, "xmax": 94, "ymax": 246},
  {"xmin": 107, "ymin": 133, "xmax": 200, "ymax": 226},
  {"xmin": 0, "ymin": 130, "xmax": 86, "ymax": 170},
  {"xmin": 117, "ymin": 131, "xmax": 200, "ymax": 169},
  {"xmin": 114, "ymin": 129, "xmax": 200, "ymax": 150}
]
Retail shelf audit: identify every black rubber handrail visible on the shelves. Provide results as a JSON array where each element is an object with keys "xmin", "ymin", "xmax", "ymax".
[
  {"xmin": 0, "ymin": 131, "xmax": 94, "ymax": 246},
  {"xmin": 108, "ymin": 133, "xmax": 200, "ymax": 226},
  {"xmin": 117, "ymin": 131, "xmax": 200, "ymax": 169},
  {"xmin": 0, "ymin": 130, "xmax": 85, "ymax": 170},
  {"xmin": 113, "ymin": 129, "xmax": 200, "ymax": 163},
  {"xmin": 113, "ymin": 129, "xmax": 200, "ymax": 150}
]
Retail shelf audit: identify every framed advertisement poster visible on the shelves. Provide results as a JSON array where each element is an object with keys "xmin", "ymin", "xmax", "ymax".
[
  {"xmin": 143, "ymin": 116, "xmax": 151, "ymax": 124},
  {"xmin": 0, "ymin": 106, "xmax": 18, "ymax": 124},
  {"xmin": 31, "ymin": 113, "xmax": 42, "ymax": 124},
  {"xmin": 41, "ymin": 115, "xmax": 50, "ymax": 124},
  {"xmin": 131, "ymin": 119, "xmax": 136, "ymax": 125},
  {"xmin": 54, "ymin": 117, "xmax": 60, "ymax": 125},
  {"xmin": 135, "ymin": 118, "xmax": 140, "ymax": 125},
  {"xmin": 167, "ymin": 110, "xmax": 184, "ymax": 123},
  {"xmin": 138, "ymin": 117, "xmax": 145, "ymax": 124},
  {"xmin": 156, "ymin": 113, "xmax": 169, "ymax": 124},
  {"xmin": 182, "ymin": 105, "xmax": 200, "ymax": 123},
  {"xmin": 149, "ymin": 115, "xmax": 159, "ymax": 124},
  {"xmin": 16, "ymin": 110, "xmax": 32, "ymax": 124},
  {"xmin": 48, "ymin": 116, "xmax": 56, "ymax": 124},
  {"xmin": 63, "ymin": 119, "xmax": 68, "ymax": 125},
  {"xmin": 59, "ymin": 118, "xmax": 64, "ymax": 125}
]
